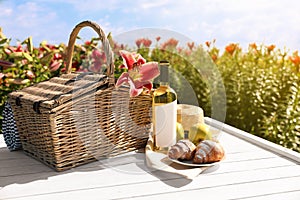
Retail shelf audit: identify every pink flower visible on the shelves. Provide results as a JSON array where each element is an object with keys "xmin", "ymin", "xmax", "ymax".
[
  {"xmin": 116, "ymin": 50, "xmax": 159, "ymax": 97},
  {"xmin": 4, "ymin": 48, "xmax": 12, "ymax": 55},
  {"xmin": 135, "ymin": 39, "xmax": 142, "ymax": 48},
  {"xmin": 26, "ymin": 70, "xmax": 35, "ymax": 79},
  {"xmin": 119, "ymin": 50, "xmax": 146, "ymax": 70},
  {"xmin": 49, "ymin": 60, "xmax": 61, "ymax": 71},
  {"xmin": 15, "ymin": 45, "xmax": 23, "ymax": 52},
  {"xmin": 160, "ymin": 38, "xmax": 179, "ymax": 50},
  {"xmin": 88, "ymin": 49, "xmax": 106, "ymax": 72},
  {"xmin": 85, "ymin": 41, "xmax": 92, "ymax": 46},
  {"xmin": 187, "ymin": 42, "xmax": 195, "ymax": 50},
  {"xmin": 135, "ymin": 38, "xmax": 152, "ymax": 48},
  {"xmin": 142, "ymin": 38, "xmax": 152, "ymax": 48},
  {"xmin": 91, "ymin": 49, "xmax": 105, "ymax": 61},
  {"xmin": 53, "ymin": 53, "xmax": 62, "ymax": 60},
  {"xmin": 88, "ymin": 61, "xmax": 103, "ymax": 72},
  {"xmin": 185, "ymin": 50, "xmax": 192, "ymax": 56}
]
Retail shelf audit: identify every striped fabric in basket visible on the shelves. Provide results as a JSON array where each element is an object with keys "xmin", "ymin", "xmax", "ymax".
[{"xmin": 2, "ymin": 101, "xmax": 22, "ymax": 151}]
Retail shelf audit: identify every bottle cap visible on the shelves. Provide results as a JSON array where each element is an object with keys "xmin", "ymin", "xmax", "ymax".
[{"xmin": 159, "ymin": 61, "xmax": 169, "ymax": 82}]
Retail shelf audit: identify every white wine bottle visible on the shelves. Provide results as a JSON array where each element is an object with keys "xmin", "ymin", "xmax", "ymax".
[{"xmin": 153, "ymin": 61, "xmax": 177, "ymax": 152}]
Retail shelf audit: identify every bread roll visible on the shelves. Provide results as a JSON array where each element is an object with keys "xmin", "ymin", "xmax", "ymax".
[
  {"xmin": 193, "ymin": 140, "xmax": 224, "ymax": 163},
  {"xmin": 168, "ymin": 139, "xmax": 196, "ymax": 160}
]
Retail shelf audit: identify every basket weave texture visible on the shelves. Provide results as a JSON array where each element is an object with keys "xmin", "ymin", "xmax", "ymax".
[{"xmin": 8, "ymin": 21, "xmax": 152, "ymax": 171}]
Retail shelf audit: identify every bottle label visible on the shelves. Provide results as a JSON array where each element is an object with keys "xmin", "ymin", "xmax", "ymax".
[{"xmin": 154, "ymin": 100, "xmax": 177, "ymax": 148}]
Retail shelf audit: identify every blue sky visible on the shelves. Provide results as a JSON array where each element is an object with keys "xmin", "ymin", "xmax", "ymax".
[{"xmin": 1, "ymin": 0, "xmax": 300, "ymax": 51}]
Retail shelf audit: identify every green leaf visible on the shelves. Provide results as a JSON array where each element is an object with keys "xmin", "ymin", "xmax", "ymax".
[
  {"xmin": 0, "ymin": 38, "xmax": 9, "ymax": 45},
  {"xmin": 22, "ymin": 36, "xmax": 33, "ymax": 53},
  {"xmin": 22, "ymin": 52, "xmax": 33, "ymax": 62},
  {"xmin": 9, "ymin": 52, "xmax": 23, "ymax": 59},
  {"xmin": 40, "ymin": 41, "xmax": 51, "ymax": 52},
  {"xmin": 8, "ymin": 51, "xmax": 33, "ymax": 62},
  {"xmin": 40, "ymin": 52, "xmax": 54, "ymax": 65},
  {"xmin": 107, "ymin": 32, "xmax": 114, "ymax": 48}
]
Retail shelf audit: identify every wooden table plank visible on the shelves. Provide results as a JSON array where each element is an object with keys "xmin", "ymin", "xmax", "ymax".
[
  {"xmin": 1, "ymin": 149, "xmax": 299, "ymax": 199},
  {"xmin": 0, "ymin": 119, "xmax": 299, "ymax": 200},
  {"xmin": 233, "ymin": 190, "xmax": 300, "ymax": 200},
  {"xmin": 1, "ymin": 164, "xmax": 299, "ymax": 200},
  {"xmin": 122, "ymin": 177, "xmax": 300, "ymax": 200}
]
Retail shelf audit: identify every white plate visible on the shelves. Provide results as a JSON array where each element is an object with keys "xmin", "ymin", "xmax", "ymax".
[{"xmin": 168, "ymin": 157, "xmax": 221, "ymax": 167}]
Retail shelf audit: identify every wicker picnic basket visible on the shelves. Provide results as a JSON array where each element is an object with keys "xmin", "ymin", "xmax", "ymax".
[{"xmin": 8, "ymin": 21, "xmax": 152, "ymax": 171}]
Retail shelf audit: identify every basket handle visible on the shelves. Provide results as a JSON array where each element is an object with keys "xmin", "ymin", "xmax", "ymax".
[{"xmin": 65, "ymin": 21, "xmax": 114, "ymax": 80}]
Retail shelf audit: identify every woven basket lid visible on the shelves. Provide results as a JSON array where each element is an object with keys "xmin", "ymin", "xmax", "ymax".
[{"xmin": 9, "ymin": 73, "xmax": 109, "ymax": 111}]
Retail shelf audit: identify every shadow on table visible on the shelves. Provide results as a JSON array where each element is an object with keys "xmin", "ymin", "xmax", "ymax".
[
  {"xmin": 0, "ymin": 147, "xmax": 145, "ymax": 187},
  {"xmin": 0, "ymin": 146, "xmax": 220, "ymax": 188},
  {"xmin": 135, "ymin": 159, "xmax": 220, "ymax": 188}
]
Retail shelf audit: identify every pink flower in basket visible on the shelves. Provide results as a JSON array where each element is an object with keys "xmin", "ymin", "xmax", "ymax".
[{"xmin": 116, "ymin": 50, "xmax": 160, "ymax": 97}]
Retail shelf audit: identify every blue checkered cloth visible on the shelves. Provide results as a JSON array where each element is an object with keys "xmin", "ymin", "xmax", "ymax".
[{"xmin": 2, "ymin": 101, "xmax": 22, "ymax": 151}]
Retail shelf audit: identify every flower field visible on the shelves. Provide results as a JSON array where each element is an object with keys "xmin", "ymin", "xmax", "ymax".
[{"xmin": 0, "ymin": 29, "xmax": 299, "ymax": 152}]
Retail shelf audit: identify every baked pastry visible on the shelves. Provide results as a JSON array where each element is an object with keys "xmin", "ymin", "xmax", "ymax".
[
  {"xmin": 168, "ymin": 139, "xmax": 196, "ymax": 160},
  {"xmin": 193, "ymin": 140, "xmax": 225, "ymax": 163}
]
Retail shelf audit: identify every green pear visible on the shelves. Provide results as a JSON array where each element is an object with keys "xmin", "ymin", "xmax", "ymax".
[
  {"xmin": 176, "ymin": 122, "xmax": 185, "ymax": 141},
  {"xmin": 188, "ymin": 123, "xmax": 212, "ymax": 145}
]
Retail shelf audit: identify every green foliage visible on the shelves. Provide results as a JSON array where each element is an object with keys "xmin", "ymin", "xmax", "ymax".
[
  {"xmin": 212, "ymin": 42, "xmax": 300, "ymax": 152},
  {"xmin": 0, "ymin": 36, "xmax": 65, "ymax": 131}
]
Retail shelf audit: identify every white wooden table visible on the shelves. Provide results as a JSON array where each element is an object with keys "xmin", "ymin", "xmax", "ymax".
[{"xmin": 1, "ymin": 118, "xmax": 300, "ymax": 200}]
